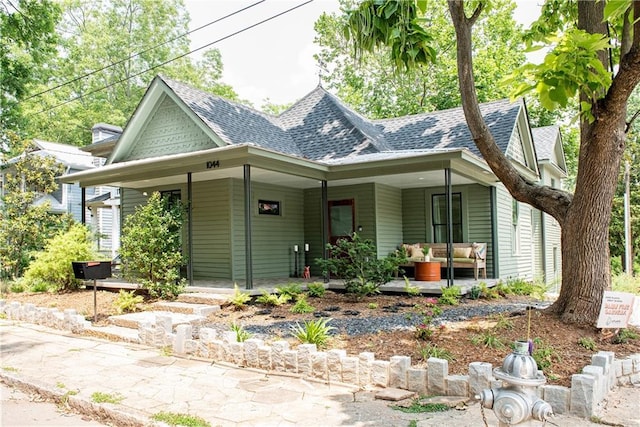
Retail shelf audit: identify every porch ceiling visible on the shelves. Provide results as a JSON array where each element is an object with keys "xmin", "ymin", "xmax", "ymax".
[
  {"xmin": 61, "ymin": 145, "xmax": 499, "ymax": 190},
  {"xmin": 119, "ymin": 167, "xmax": 484, "ymax": 190}
]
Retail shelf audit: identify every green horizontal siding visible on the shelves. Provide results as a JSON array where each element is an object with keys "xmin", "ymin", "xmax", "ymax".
[
  {"xmin": 231, "ymin": 179, "xmax": 305, "ymax": 280},
  {"xmin": 304, "ymin": 183, "xmax": 375, "ymax": 276},
  {"xmin": 375, "ymin": 183, "xmax": 403, "ymax": 257},
  {"xmin": 495, "ymin": 184, "xmax": 533, "ymax": 280},
  {"xmin": 192, "ymin": 179, "xmax": 232, "ymax": 280}
]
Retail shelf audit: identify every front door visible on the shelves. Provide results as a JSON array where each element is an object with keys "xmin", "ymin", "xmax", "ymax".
[{"xmin": 329, "ymin": 199, "xmax": 355, "ymax": 245}]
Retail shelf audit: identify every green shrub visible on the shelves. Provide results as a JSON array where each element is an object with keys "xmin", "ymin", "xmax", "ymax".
[
  {"xmin": 230, "ymin": 323, "xmax": 252, "ymax": 342},
  {"xmin": 532, "ymin": 337, "xmax": 561, "ymax": 371},
  {"xmin": 291, "ymin": 318, "xmax": 334, "ymax": 349},
  {"xmin": 493, "ymin": 280, "xmax": 512, "ymax": 296},
  {"xmin": 505, "ymin": 277, "xmax": 544, "ymax": 296},
  {"xmin": 113, "ymin": 290, "xmax": 144, "ymax": 314},
  {"xmin": 403, "ymin": 276, "xmax": 421, "ymax": 296},
  {"xmin": 255, "ymin": 291, "xmax": 290, "ymax": 306},
  {"xmin": 228, "ymin": 284, "xmax": 251, "ymax": 310},
  {"xmin": 290, "ymin": 295, "xmax": 315, "ymax": 314},
  {"xmin": 119, "ymin": 192, "xmax": 186, "ymax": 300},
  {"xmin": 612, "ymin": 273, "xmax": 640, "ymax": 295},
  {"xmin": 414, "ymin": 297, "xmax": 442, "ymax": 340},
  {"xmin": 470, "ymin": 331, "xmax": 505, "ymax": 349},
  {"xmin": 578, "ymin": 337, "xmax": 597, "ymax": 351},
  {"xmin": 9, "ymin": 282, "xmax": 24, "ymax": 293},
  {"xmin": 29, "ymin": 280, "xmax": 50, "ymax": 293},
  {"xmin": 275, "ymin": 283, "xmax": 303, "ymax": 298},
  {"xmin": 22, "ymin": 224, "xmax": 98, "ymax": 292},
  {"xmin": 468, "ymin": 285, "xmax": 481, "ymax": 300},
  {"xmin": 438, "ymin": 286, "xmax": 461, "ymax": 305},
  {"xmin": 492, "ymin": 313, "xmax": 514, "ymax": 330},
  {"xmin": 613, "ymin": 328, "xmax": 639, "ymax": 344},
  {"xmin": 479, "ymin": 282, "xmax": 500, "ymax": 299},
  {"xmin": 306, "ymin": 282, "xmax": 326, "ymax": 297},
  {"xmin": 315, "ymin": 233, "xmax": 403, "ymax": 298},
  {"xmin": 418, "ymin": 343, "xmax": 454, "ymax": 361}
]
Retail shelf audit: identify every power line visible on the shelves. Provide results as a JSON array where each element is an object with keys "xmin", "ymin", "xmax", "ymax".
[
  {"xmin": 35, "ymin": 0, "xmax": 314, "ymax": 115},
  {"xmin": 23, "ymin": 0, "xmax": 266, "ymax": 101}
]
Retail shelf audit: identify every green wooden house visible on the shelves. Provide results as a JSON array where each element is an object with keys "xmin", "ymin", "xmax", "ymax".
[{"xmin": 62, "ymin": 75, "xmax": 566, "ymax": 288}]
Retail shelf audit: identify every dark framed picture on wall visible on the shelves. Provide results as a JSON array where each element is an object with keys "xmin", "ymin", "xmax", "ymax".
[{"xmin": 258, "ymin": 199, "xmax": 280, "ymax": 216}]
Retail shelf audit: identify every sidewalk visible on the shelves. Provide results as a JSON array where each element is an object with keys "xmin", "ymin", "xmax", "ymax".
[{"xmin": 1, "ymin": 320, "xmax": 638, "ymax": 426}]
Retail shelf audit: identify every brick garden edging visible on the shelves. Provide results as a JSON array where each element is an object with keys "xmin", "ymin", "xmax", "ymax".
[{"xmin": 2, "ymin": 299, "xmax": 639, "ymax": 418}]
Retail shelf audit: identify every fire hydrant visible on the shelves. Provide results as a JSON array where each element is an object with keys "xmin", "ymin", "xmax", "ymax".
[{"xmin": 478, "ymin": 340, "xmax": 553, "ymax": 426}]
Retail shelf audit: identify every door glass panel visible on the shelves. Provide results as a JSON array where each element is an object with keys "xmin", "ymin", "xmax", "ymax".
[
  {"xmin": 329, "ymin": 199, "xmax": 354, "ymax": 243},
  {"xmin": 330, "ymin": 205, "xmax": 353, "ymax": 236}
]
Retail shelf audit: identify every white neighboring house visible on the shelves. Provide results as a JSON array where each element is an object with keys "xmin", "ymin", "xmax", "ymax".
[
  {"xmin": 1, "ymin": 139, "xmax": 94, "ymax": 220},
  {"xmin": 1, "ymin": 127, "xmax": 122, "ymax": 258},
  {"xmin": 80, "ymin": 123, "xmax": 123, "ymax": 258}
]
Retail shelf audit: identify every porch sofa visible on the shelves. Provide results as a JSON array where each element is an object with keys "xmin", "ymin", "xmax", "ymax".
[{"xmin": 399, "ymin": 242, "xmax": 487, "ymax": 280}]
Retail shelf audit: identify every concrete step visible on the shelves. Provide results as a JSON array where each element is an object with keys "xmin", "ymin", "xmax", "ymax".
[
  {"xmin": 152, "ymin": 301, "xmax": 220, "ymax": 316},
  {"xmin": 108, "ymin": 311, "xmax": 205, "ymax": 330},
  {"xmin": 177, "ymin": 292, "xmax": 229, "ymax": 306},
  {"xmin": 82, "ymin": 324, "xmax": 141, "ymax": 344}
]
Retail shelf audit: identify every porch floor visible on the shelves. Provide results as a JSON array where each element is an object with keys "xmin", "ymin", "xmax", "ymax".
[{"xmin": 95, "ymin": 276, "xmax": 499, "ymax": 296}]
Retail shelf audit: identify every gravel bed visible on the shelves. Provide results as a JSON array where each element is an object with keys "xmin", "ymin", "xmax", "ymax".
[{"xmin": 205, "ymin": 300, "xmax": 551, "ymax": 341}]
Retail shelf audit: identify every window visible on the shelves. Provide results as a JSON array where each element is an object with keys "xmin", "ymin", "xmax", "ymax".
[
  {"xmin": 431, "ymin": 193, "xmax": 462, "ymax": 243},
  {"xmin": 512, "ymin": 199, "xmax": 521, "ymax": 254},
  {"xmin": 160, "ymin": 189, "xmax": 181, "ymax": 208}
]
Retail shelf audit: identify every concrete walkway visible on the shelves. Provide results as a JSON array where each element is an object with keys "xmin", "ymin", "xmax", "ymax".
[{"xmin": 1, "ymin": 320, "xmax": 638, "ymax": 426}]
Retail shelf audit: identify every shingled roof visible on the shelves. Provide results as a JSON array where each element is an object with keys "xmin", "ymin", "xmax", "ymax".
[
  {"xmin": 531, "ymin": 125, "xmax": 559, "ymax": 160},
  {"xmin": 159, "ymin": 76, "xmax": 523, "ymax": 164},
  {"xmin": 162, "ymin": 77, "xmax": 302, "ymax": 157}
]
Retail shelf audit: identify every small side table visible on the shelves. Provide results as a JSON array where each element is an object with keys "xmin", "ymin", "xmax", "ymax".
[{"xmin": 414, "ymin": 261, "xmax": 441, "ymax": 281}]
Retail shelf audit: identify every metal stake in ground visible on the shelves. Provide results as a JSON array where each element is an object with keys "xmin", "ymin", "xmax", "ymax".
[{"xmin": 93, "ymin": 278, "xmax": 97, "ymax": 322}]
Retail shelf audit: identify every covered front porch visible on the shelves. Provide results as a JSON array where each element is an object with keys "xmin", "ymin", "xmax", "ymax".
[{"xmin": 67, "ymin": 144, "xmax": 501, "ymax": 290}]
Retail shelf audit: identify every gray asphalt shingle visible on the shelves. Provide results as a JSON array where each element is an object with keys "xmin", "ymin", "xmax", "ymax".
[
  {"xmin": 159, "ymin": 76, "xmax": 523, "ymax": 164},
  {"xmin": 531, "ymin": 125, "xmax": 559, "ymax": 160}
]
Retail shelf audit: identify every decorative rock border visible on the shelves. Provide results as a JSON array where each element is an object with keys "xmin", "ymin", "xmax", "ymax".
[{"xmin": 2, "ymin": 299, "xmax": 639, "ymax": 418}]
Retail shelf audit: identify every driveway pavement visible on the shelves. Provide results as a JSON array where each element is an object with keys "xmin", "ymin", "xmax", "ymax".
[{"xmin": 1, "ymin": 320, "xmax": 638, "ymax": 426}]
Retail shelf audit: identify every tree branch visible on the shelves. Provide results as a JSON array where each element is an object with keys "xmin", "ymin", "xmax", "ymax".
[
  {"xmin": 468, "ymin": 2, "xmax": 483, "ymax": 25},
  {"xmin": 625, "ymin": 108, "xmax": 640, "ymax": 133},
  {"xmin": 448, "ymin": 0, "xmax": 571, "ymax": 224}
]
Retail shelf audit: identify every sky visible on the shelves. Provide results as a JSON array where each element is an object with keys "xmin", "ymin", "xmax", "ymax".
[{"xmin": 184, "ymin": 0, "xmax": 542, "ymax": 108}]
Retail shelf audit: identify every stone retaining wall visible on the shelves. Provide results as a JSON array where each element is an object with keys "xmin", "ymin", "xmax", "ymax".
[{"xmin": 2, "ymin": 300, "xmax": 639, "ymax": 418}]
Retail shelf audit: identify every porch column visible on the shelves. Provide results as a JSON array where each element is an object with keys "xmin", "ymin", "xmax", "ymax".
[
  {"xmin": 81, "ymin": 187, "xmax": 86, "ymax": 224},
  {"xmin": 444, "ymin": 168, "xmax": 454, "ymax": 288},
  {"xmin": 187, "ymin": 172, "xmax": 193, "ymax": 287},
  {"xmin": 321, "ymin": 180, "xmax": 329, "ymax": 283},
  {"xmin": 111, "ymin": 200, "xmax": 120, "ymax": 259},
  {"xmin": 490, "ymin": 186, "xmax": 499, "ymax": 278},
  {"xmin": 244, "ymin": 165, "xmax": 253, "ymax": 289}
]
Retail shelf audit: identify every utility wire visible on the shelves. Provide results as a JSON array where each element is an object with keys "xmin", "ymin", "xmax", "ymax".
[
  {"xmin": 35, "ymin": 0, "xmax": 314, "ymax": 115},
  {"xmin": 24, "ymin": 0, "xmax": 266, "ymax": 101}
]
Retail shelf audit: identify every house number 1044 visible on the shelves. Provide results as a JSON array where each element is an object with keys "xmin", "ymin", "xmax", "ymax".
[{"xmin": 206, "ymin": 160, "xmax": 220, "ymax": 169}]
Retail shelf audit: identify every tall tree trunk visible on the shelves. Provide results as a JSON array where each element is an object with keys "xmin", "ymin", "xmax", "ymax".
[
  {"xmin": 552, "ymin": 113, "xmax": 625, "ymax": 323},
  {"xmin": 448, "ymin": 0, "xmax": 640, "ymax": 325},
  {"xmin": 548, "ymin": 1, "xmax": 629, "ymax": 323}
]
